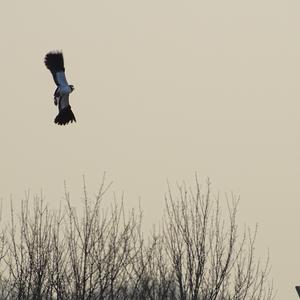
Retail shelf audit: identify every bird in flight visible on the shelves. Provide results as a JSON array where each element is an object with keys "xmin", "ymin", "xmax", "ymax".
[{"xmin": 44, "ymin": 51, "xmax": 76, "ymax": 125}]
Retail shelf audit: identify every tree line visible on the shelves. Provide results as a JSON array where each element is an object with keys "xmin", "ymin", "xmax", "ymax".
[{"xmin": 0, "ymin": 177, "xmax": 274, "ymax": 299}]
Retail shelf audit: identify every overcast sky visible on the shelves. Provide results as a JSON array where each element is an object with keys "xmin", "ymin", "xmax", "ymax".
[{"xmin": 1, "ymin": 1, "xmax": 300, "ymax": 297}]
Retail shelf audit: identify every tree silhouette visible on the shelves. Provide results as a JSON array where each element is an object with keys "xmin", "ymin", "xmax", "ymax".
[{"xmin": 0, "ymin": 177, "xmax": 273, "ymax": 299}]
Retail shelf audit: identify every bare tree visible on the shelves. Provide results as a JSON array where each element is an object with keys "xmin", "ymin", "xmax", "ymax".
[
  {"xmin": 63, "ymin": 177, "xmax": 139, "ymax": 300},
  {"xmin": 163, "ymin": 178, "xmax": 274, "ymax": 300},
  {"xmin": 6, "ymin": 193, "xmax": 55, "ymax": 299}
]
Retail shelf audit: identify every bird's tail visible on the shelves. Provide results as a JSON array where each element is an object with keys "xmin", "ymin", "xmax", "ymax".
[
  {"xmin": 44, "ymin": 51, "xmax": 65, "ymax": 73},
  {"xmin": 54, "ymin": 106, "xmax": 76, "ymax": 126}
]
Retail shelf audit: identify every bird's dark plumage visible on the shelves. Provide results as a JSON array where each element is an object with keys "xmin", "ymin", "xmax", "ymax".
[
  {"xmin": 44, "ymin": 51, "xmax": 76, "ymax": 125},
  {"xmin": 44, "ymin": 51, "xmax": 65, "ymax": 72},
  {"xmin": 44, "ymin": 51, "xmax": 65, "ymax": 86},
  {"xmin": 55, "ymin": 104, "xmax": 76, "ymax": 125}
]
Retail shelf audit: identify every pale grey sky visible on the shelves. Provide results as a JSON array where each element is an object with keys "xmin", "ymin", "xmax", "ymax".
[{"xmin": 1, "ymin": 1, "xmax": 300, "ymax": 297}]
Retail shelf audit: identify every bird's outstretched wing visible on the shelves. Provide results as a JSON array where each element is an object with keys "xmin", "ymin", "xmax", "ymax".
[{"xmin": 44, "ymin": 51, "xmax": 66, "ymax": 86}]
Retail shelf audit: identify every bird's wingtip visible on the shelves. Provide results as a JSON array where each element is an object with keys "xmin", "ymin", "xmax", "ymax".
[
  {"xmin": 54, "ymin": 106, "xmax": 76, "ymax": 126},
  {"xmin": 44, "ymin": 50, "xmax": 65, "ymax": 73}
]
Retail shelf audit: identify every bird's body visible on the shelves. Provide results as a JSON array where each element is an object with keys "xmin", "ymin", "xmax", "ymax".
[{"xmin": 44, "ymin": 51, "xmax": 76, "ymax": 125}]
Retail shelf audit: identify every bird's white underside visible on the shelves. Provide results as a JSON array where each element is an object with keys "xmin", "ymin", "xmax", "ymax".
[{"xmin": 55, "ymin": 72, "xmax": 72, "ymax": 110}]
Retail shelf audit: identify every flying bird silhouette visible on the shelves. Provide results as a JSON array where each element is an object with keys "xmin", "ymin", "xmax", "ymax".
[{"xmin": 44, "ymin": 51, "xmax": 76, "ymax": 125}]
